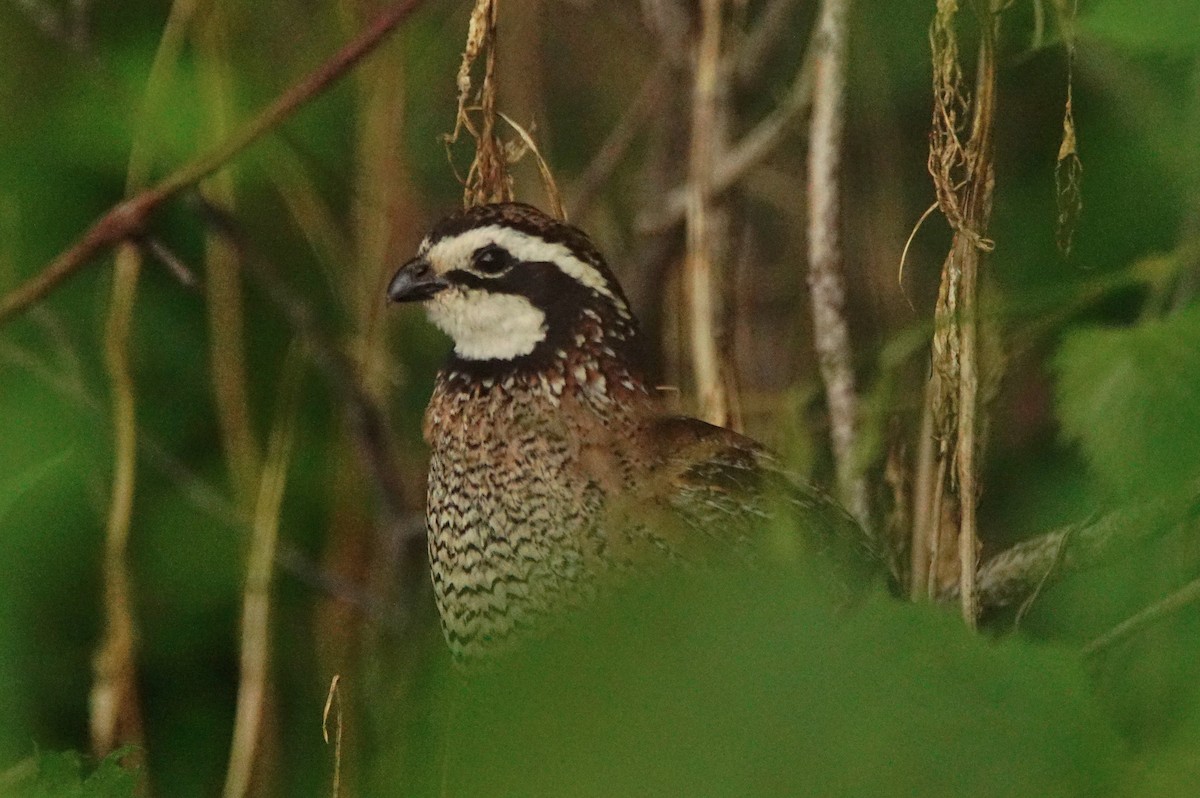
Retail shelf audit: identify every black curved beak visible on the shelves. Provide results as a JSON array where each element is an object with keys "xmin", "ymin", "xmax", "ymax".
[{"xmin": 388, "ymin": 257, "xmax": 449, "ymax": 303}]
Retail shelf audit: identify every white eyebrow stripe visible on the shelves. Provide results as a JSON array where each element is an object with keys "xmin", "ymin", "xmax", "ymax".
[{"xmin": 425, "ymin": 224, "xmax": 626, "ymax": 308}]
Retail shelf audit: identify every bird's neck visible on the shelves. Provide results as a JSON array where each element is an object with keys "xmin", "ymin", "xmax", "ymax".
[{"xmin": 441, "ymin": 297, "xmax": 650, "ymax": 402}]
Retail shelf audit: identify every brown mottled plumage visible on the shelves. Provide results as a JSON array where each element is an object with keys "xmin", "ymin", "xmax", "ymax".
[{"xmin": 389, "ymin": 202, "xmax": 872, "ymax": 660}]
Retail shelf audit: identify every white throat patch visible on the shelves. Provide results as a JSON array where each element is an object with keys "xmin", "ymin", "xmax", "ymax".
[{"xmin": 424, "ymin": 289, "xmax": 547, "ymax": 361}]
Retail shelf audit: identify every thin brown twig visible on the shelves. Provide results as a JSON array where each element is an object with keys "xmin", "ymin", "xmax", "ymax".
[{"xmin": 0, "ymin": 0, "xmax": 428, "ymax": 328}]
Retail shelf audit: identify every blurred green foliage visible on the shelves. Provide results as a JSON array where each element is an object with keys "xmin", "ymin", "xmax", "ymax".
[
  {"xmin": 1056, "ymin": 304, "xmax": 1200, "ymax": 498},
  {"xmin": 425, "ymin": 568, "xmax": 1126, "ymax": 798},
  {"xmin": 0, "ymin": 748, "xmax": 137, "ymax": 798},
  {"xmin": 0, "ymin": 0, "xmax": 1199, "ymax": 795}
]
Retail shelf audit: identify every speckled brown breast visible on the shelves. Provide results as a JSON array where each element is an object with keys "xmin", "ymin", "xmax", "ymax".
[{"xmin": 424, "ymin": 357, "xmax": 648, "ymax": 661}]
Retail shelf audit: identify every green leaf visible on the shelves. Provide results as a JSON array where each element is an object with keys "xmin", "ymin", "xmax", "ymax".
[
  {"xmin": 0, "ymin": 451, "xmax": 72, "ymax": 527},
  {"xmin": 0, "ymin": 748, "xmax": 137, "ymax": 798},
  {"xmin": 424, "ymin": 569, "xmax": 1125, "ymax": 798},
  {"xmin": 1055, "ymin": 305, "xmax": 1200, "ymax": 498},
  {"xmin": 1080, "ymin": 0, "xmax": 1200, "ymax": 55}
]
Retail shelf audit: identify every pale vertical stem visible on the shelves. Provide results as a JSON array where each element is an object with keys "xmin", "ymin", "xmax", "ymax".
[
  {"xmin": 685, "ymin": 0, "xmax": 730, "ymax": 427},
  {"xmin": 89, "ymin": 0, "xmax": 200, "ymax": 766},
  {"xmin": 806, "ymin": 0, "xmax": 868, "ymax": 527},
  {"xmin": 955, "ymin": 20, "xmax": 999, "ymax": 626},
  {"xmin": 92, "ymin": 241, "xmax": 145, "ymax": 760},
  {"xmin": 196, "ymin": 3, "xmax": 262, "ymax": 505},
  {"xmin": 223, "ymin": 346, "xmax": 302, "ymax": 798}
]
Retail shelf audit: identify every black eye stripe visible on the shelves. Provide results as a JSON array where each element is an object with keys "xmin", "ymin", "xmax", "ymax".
[{"xmin": 472, "ymin": 244, "xmax": 515, "ymax": 275}]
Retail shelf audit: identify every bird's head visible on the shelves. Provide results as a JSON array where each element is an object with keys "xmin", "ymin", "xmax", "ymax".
[{"xmin": 389, "ymin": 203, "xmax": 643, "ymax": 376}]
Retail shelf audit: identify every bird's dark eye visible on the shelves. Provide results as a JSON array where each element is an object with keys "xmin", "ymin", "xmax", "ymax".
[{"xmin": 472, "ymin": 244, "xmax": 515, "ymax": 275}]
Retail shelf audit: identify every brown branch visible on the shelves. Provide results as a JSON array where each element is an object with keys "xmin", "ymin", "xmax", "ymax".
[
  {"xmin": 0, "ymin": 0, "xmax": 428, "ymax": 327},
  {"xmin": 806, "ymin": 0, "xmax": 868, "ymax": 528},
  {"xmin": 223, "ymin": 344, "xmax": 303, "ymax": 798},
  {"xmin": 971, "ymin": 503, "xmax": 1173, "ymax": 611}
]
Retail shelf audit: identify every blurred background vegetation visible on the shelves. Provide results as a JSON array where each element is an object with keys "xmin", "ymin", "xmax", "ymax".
[{"xmin": 1, "ymin": 0, "xmax": 1199, "ymax": 795}]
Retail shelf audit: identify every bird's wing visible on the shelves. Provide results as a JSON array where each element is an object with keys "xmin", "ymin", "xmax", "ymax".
[{"xmin": 639, "ymin": 416, "xmax": 883, "ymax": 578}]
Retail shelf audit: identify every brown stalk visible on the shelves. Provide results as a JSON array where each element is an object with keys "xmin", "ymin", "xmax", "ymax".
[
  {"xmin": 918, "ymin": 0, "xmax": 1000, "ymax": 627},
  {"xmin": 223, "ymin": 344, "xmax": 303, "ymax": 798},
  {"xmin": 0, "ymin": 0, "xmax": 428, "ymax": 328},
  {"xmin": 806, "ymin": 0, "xmax": 868, "ymax": 528},
  {"xmin": 449, "ymin": 0, "xmax": 514, "ymax": 207},
  {"xmin": 684, "ymin": 0, "xmax": 734, "ymax": 427},
  {"xmin": 89, "ymin": 0, "xmax": 201, "ymax": 770}
]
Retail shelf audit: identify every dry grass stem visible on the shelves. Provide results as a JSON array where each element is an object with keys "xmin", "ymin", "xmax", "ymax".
[
  {"xmin": 498, "ymin": 112, "xmax": 565, "ymax": 220},
  {"xmin": 322, "ymin": 675, "xmax": 344, "ymax": 798},
  {"xmin": 447, "ymin": 0, "xmax": 515, "ymax": 207},
  {"xmin": 446, "ymin": 0, "xmax": 564, "ymax": 216},
  {"xmin": 684, "ymin": 0, "xmax": 733, "ymax": 427},
  {"xmin": 918, "ymin": 0, "xmax": 1001, "ymax": 627},
  {"xmin": 90, "ymin": 0, "xmax": 201, "ymax": 769},
  {"xmin": 223, "ymin": 344, "xmax": 304, "ymax": 798},
  {"xmin": 1054, "ymin": 0, "xmax": 1082, "ymax": 256}
]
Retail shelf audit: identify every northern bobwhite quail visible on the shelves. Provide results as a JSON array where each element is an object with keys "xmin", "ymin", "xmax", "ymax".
[{"xmin": 388, "ymin": 202, "xmax": 875, "ymax": 660}]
